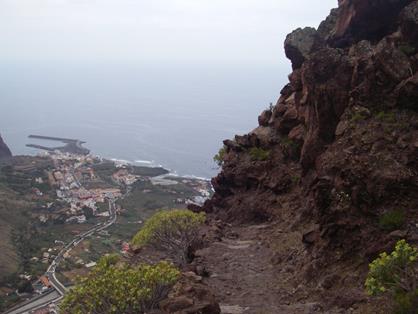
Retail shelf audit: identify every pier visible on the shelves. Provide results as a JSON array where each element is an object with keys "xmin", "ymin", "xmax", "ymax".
[{"xmin": 26, "ymin": 135, "xmax": 90, "ymax": 155}]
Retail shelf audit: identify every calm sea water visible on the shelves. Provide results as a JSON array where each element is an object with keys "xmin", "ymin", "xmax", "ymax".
[{"xmin": 0, "ymin": 63, "xmax": 288, "ymax": 178}]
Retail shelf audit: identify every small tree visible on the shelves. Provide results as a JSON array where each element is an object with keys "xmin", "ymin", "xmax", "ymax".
[
  {"xmin": 60, "ymin": 256, "xmax": 179, "ymax": 314},
  {"xmin": 249, "ymin": 147, "xmax": 270, "ymax": 161},
  {"xmin": 132, "ymin": 209, "xmax": 206, "ymax": 265},
  {"xmin": 379, "ymin": 210, "xmax": 406, "ymax": 231},
  {"xmin": 365, "ymin": 240, "xmax": 418, "ymax": 313},
  {"xmin": 213, "ymin": 146, "xmax": 226, "ymax": 167}
]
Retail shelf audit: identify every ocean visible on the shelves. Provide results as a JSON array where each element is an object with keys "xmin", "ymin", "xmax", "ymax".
[{"xmin": 0, "ymin": 63, "xmax": 288, "ymax": 178}]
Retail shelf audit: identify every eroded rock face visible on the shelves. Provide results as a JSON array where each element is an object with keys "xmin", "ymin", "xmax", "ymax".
[
  {"xmin": 200, "ymin": 0, "xmax": 418, "ymax": 302},
  {"xmin": 331, "ymin": 0, "xmax": 414, "ymax": 46},
  {"xmin": 0, "ymin": 134, "xmax": 12, "ymax": 159}
]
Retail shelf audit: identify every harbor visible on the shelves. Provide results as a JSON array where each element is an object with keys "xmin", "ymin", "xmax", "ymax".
[{"xmin": 26, "ymin": 135, "xmax": 90, "ymax": 155}]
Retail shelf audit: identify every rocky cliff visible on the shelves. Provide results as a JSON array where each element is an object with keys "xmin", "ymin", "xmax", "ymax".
[
  {"xmin": 0, "ymin": 134, "xmax": 12, "ymax": 159},
  {"xmin": 192, "ymin": 0, "xmax": 418, "ymax": 312}
]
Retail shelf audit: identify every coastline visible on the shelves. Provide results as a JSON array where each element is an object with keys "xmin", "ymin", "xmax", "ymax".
[
  {"xmin": 1, "ymin": 146, "xmax": 214, "ymax": 313},
  {"xmin": 108, "ymin": 157, "xmax": 213, "ymax": 182},
  {"xmin": 23, "ymin": 132, "xmax": 214, "ymax": 181}
]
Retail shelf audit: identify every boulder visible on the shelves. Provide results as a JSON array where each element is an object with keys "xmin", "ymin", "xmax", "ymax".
[
  {"xmin": 284, "ymin": 27, "xmax": 319, "ymax": 70},
  {"xmin": 277, "ymin": 105, "xmax": 299, "ymax": 133},
  {"xmin": 258, "ymin": 110, "xmax": 272, "ymax": 127},
  {"xmin": 160, "ymin": 272, "xmax": 220, "ymax": 314}
]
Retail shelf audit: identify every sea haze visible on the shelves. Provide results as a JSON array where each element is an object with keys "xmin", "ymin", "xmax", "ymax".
[{"xmin": 0, "ymin": 63, "xmax": 288, "ymax": 178}]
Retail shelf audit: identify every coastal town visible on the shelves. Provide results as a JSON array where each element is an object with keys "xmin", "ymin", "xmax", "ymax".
[
  {"xmin": 1, "ymin": 138, "xmax": 213, "ymax": 314},
  {"xmin": 47, "ymin": 153, "xmax": 122, "ymax": 224}
]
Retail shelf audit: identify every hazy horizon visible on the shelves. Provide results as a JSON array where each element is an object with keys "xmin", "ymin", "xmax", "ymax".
[
  {"xmin": 1, "ymin": 0, "xmax": 336, "ymax": 66},
  {"xmin": 0, "ymin": 64, "xmax": 288, "ymax": 177},
  {"xmin": 0, "ymin": 0, "xmax": 337, "ymax": 177}
]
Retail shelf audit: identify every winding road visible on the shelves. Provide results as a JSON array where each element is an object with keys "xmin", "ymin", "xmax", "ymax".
[{"xmin": 5, "ymin": 199, "xmax": 118, "ymax": 314}]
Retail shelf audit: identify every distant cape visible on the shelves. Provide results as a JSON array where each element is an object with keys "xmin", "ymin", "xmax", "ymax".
[{"xmin": 0, "ymin": 133, "xmax": 12, "ymax": 159}]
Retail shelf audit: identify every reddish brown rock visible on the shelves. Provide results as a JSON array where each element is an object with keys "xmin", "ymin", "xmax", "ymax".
[
  {"xmin": 331, "ymin": 0, "xmax": 414, "ymax": 46},
  {"xmin": 374, "ymin": 38, "xmax": 412, "ymax": 82},
  {"xmin": 160, "ymin": 273, "xmax": 220, "ymax": 314},
  {"xmin": 288, "ymin": 124, "xmax": 305, "ymax": 141},
  {"xmin": 258, "ymin": 109, "xmax": 272, "ymax": 127},
  {"xmin": 284, "ymin": 27, "xmax": 320, "ymax": 70},
  {"xmin": 198, "ymin": 1, "xmax": 418, "ymax": 312}
]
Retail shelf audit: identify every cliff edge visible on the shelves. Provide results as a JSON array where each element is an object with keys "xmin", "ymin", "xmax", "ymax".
[{"xmin": 191, "ymin": 0, "xmax": 418, "ymax": 313}]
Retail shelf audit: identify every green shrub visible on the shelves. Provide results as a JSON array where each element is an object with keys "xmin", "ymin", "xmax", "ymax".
[
  {"xmin": 379, "ymin": 210, "xmax": 406, "ymax": 231},
  {"xmin": 398, "ymin": 44, "xmax": 416, "ymax": 56},
  {"xmin": 365, "ymin": 240, "xmax": 418, "ymax": 313},
  {"xmin": 278, "ymin": 137, "xmax": 302, "ymax": 162},
  {"xmin": 249, "ymin": 147, "xmax": 270, "ymax": 161},
  {"xmin": 393, "ymin": 290, "xmax": 418, "ymax": 314},
  {"xmin": 351, "ymin": 111, "xmax": 368, "ymax": 122},
  {"xmin": 213, "ymin": 146, "xmax": 226, "ymax": 167},
  {"xmin": 60, "ymin": 257, "xmax": 179, "ymax": 314},
  {"xmin": 132, "ymin": 209, "xmax": 206, "ymax": 265},
  {"xmin": 17, "ymin": 279, "xmax": 33, "ymax": 293},
  {"xmin": 291, "ymin": 175, "xmax": 301, "ymax": 184},
  {"xmin": 376, "ymin": 111, "xmax": 396, "ymax": 123}
]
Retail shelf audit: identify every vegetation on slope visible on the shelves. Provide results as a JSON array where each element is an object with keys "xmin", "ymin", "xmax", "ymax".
[
  {"xmin": 60, "ymin": 255, "xmax": 180, "ymax": 314},
  {"xmin": 366, "ymin": 240, "xmax": 418, "ymax": 313},
  {"xmin": 132, "ymin": 209, "xmax": 206, "ymax": 265},
  {"xmin": 213, "ymin": 146, "xmax": 226, "ymax": 167}
]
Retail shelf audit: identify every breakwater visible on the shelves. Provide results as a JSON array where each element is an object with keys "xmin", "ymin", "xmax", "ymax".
[{"xmin": 27, "ymin": 135, "xmax": 90, "ymax": 155}]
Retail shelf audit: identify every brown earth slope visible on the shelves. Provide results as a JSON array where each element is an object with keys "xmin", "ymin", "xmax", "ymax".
[{"xmin": 190, "ymin": 0, "xmax": 418, "ymax": 313}]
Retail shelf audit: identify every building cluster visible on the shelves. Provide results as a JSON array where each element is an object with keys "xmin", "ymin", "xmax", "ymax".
[
  {"xmin": 179, "ymin": 178, "xmax": 212, "ymax": 205},
  {"xmin": 44, "ymin": 152, "xmax": 123, "ymax": 224},
  {"xmin": 112, "ymin": 168, "xmax": 140, "ymax": 185}
]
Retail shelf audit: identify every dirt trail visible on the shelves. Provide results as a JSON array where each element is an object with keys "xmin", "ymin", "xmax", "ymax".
[{"xmin": 195, "ymin": 223, "xmax": 327, "ymax": 314}]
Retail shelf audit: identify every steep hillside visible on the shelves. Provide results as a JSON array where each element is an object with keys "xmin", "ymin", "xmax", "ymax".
[
  {"xmin": 0, "ymin": 134, "xmax": 12, "ymax": 159},
  {"xmin": 0, "ymin": 157, "xmax": 55, "ymax": 311},
  {"xmin": 193, "ymin": 0, "xmax": 418, "ymax": 313}
]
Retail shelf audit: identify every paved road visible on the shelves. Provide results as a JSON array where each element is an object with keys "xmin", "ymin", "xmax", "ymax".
[
  {"xmin": 4, "ymin": 290, "xmax": 60, "ymax": 314},
  {"xmin": 6, "ymin": 199, "xmax": 118, "ymax": 314}
]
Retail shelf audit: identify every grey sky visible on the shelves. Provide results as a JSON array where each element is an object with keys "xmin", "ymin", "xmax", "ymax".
[{"xmin": 0, "ymin": 0, "xmax": 337, "ymax": 66}]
